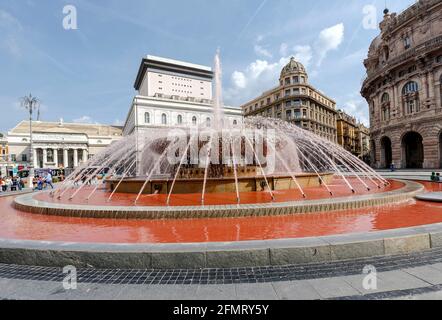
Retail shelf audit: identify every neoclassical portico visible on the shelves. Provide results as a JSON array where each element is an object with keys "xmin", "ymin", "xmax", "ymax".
[
  {"xmin": 33, "ymin": 146, "xmax": 88, "ymax": 169},
  {"xmin": 6, "ymin": 120, "xmax": 123, "ymax": 171}
]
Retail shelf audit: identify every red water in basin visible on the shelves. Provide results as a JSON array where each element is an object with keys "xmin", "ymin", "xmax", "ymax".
[
  {"xmin": 0, "ymin": 181, "xmax": 441, "ymax": 244},
  {"xmin": 36, "ymin": 177, "xmax": 403, "ymax": 207}
]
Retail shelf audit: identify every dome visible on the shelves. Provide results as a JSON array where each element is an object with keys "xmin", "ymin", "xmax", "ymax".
[{"xmin": 280, "ymin": 57, "xmax": 306, "ymax": 78}]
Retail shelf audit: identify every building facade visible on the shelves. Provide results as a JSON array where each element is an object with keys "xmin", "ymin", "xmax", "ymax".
[
  {"xmin": 7, "ymin": 120, "xmax": 122, "ymax": 170},
  {"xmin": 241, "ymin": 58, "xmax": 338, "ymax": 143},
  {"xmin": 123, "ymin": 55, "xmax": 243, "ymax": 136},
  {"xmin": 356, "ymin": 123, "xmax": 371, "ymax": 162},
  {"xmin": 361, "ymin": 0, "xmax": 442, "ymax": 169},
  {"xmin": 0, "ymin": 133, "xmax": 11, "ymax": 177},
  {"xmin": 336, "ymin": 110, "xmax": 358, "ymax": 156}
]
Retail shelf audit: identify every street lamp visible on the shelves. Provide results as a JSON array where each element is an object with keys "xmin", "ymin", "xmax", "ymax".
[{"xmin": 21, "ymin": 94, "xmax": 40, "ymax": 188}]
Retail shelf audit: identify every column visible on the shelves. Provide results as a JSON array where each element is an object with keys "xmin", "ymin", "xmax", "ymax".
[
  {"xmin": 53, "ymin": 149, "xmax": 58, "ymax": 168},
  {"xmin": 33, "ymin": 148, "xmax": 38, "ymax": 168},
  {"xmin": 73, "ymin": 149, "xmax": 78, "ymax": 168},
  {"xmin": 63, "ymin": 149, "xmax": 68, "ymax": 168},
  {"xmin": 428, "ymin": 72, "xmax": 435, "ymax": 100},
  {"xmin": 42, "ymin": 148, "xmax": 47, "ymax": 168},
  {"xmin": 82, "ymin": 149, "xmax": 88, "ymax": 164}
]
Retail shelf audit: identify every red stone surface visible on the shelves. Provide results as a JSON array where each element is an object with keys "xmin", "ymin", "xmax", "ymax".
[{"xmin": 1, "ymin": 181, "xmax": 442, "ymax": 244}]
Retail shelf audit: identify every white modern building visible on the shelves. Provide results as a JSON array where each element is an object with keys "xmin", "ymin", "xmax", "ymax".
[
  {"xmin": 7, "ymin": 120, "xmax": 122, "ymax": 170},
  {"xmin": 123, "ymin": 55, "xmax": 243, "ymax": 135}
]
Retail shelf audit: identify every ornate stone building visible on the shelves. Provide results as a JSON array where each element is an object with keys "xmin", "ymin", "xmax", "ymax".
[
  {"xmin": 361, "ymin": 0, "xmax": 442, "ymax": 169},
  {"xmin": 241, "ymin": 58, "xmax": 338, "ymax": 143},
  {"xmin": 336, "ymin": 110, "xmax": 358, "ymax": 155},
  {"xmin": 356, "ymin": 123, "xmax": 370, "ymax": 162}
]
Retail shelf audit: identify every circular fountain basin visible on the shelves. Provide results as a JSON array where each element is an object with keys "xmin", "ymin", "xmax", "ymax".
[
  {"xmin": 1, "ymin": 180, "xmax": 442, "ymax": 269},
  {"xmin": 13, "ymin": 179, "xmax": 422, "ymax": 219}
]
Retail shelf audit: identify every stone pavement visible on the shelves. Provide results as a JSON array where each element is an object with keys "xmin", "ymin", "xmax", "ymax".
[{"xmin": 1, "ymin": 251, "xmax": 442, "ymax": 300}]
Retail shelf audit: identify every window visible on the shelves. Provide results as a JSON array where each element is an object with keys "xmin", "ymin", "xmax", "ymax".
[
  {"xmin": 404, "ymin": 36, "xmax": 411, "ymax": 49},
  {"xmin": 381, "ymin": 93, "xmax": 390, "ymax": 103},
  {"xmin": 192, "ymin": 116, "xmax": 197, "ymax": 125},
  {"xmin": 285, "ymin": 78, "xmax": 291, "ymax": 85},
  {"xmin": 177, "ymin": 115, "xmax": 183, "ymax": 124},
  {"xmin": 144, "ymin": 112, "xmax": 150, "ymax": 124},
  {"xmin": 285, "ymin": 90, "xmax": 291, "ymax": 97},
  {"xmin": 11, "ymin": 154, "xmax": 16, "ymax": 162},
  {"xmin": 437, "ymin": 56, "xmax": 442, "ymax": 63},
  {"xmin": 21, "ymin": 154, "xmax": 27, "ymax": 162},
  {"xmin": 402, "ymin": 81, "xmax": 419, "ymax": 95},
  {"xmin": 233, "ymin": 120, "xmax": 238, "ymax": 125},
  {"xmin": 47, "ymin": 149, "xmax": 54, "ymax": 163},
  {"xmin": 161, "ymin": 113, "xmax": 167, "ymax": 125},
  {"xmin": 293, "ymin": 76, "xmax": 299, "ymax": 83},
  {"xmin": 402, "ymin": 81, "xmax": 420, "ymax": 114},
  {"xmin": 286, "ymin": 110, "xmax": 292, "ymax": 120},
  {"xmin": 206, "ymin": 117, "xmax": 211, "ymax": 127}
]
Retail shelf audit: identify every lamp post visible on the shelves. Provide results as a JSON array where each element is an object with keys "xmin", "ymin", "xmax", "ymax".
[{"xmin": 21, "ymin": 94, "xmax": 40, "ymax": 188}]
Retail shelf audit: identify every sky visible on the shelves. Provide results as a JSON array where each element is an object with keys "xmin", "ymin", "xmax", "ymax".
[{"xmin": 0, "ymin": 0, "xmax": 417, "ymax": 133}]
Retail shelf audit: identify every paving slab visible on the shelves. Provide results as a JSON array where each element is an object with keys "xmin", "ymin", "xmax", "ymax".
[
  {"xmin": 195, "ymin": 284, "xmax": 237, "ymax": 300},
  {"xmin": 235, "ymin": 283, "xmax": 278, "ymax": 300},
  {"xmin": 272, "ymin": 280, "xmax": 321, "ymax": 300},
  {"xmin": 403, "ymin": 265, "xmax": 442, "ymax": 285},
  {"xmin": 377, "ymin": 270, "xmax": 431, "ymax": 291},
  {"xmin": 307, "ymin": 277, "xmax": 361, "ymax": 299}
]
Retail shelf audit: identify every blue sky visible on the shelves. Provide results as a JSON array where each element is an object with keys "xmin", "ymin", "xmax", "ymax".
[{"xmin": 0, "ymin": 0, "xmax": 416, "ymax": 133}]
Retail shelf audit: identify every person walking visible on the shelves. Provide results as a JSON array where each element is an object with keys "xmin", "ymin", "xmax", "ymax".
[{"xmin": 45, "ymin": 172, "xmax": 54, "ymax": 189}]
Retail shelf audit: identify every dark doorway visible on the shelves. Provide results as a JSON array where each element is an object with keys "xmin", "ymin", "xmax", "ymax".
[
  {"xmin": 402, "ymin": 132, "xmax": 424, "ymax": 169},
  {"xmin": 380, "ymin": 137, "xmax": 392, "ymax": 169}
]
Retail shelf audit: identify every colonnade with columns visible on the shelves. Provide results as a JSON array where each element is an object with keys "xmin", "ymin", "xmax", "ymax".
[{"xmin": 33, "ymin": 147, "xmax": 88, "ymax": 169}]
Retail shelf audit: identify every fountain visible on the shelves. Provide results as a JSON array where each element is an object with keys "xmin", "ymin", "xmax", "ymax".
[
  {"xmin": 12, "ymin": 51, "xmax": 421, "ymax": 220},
  {"xmin": 2, "ymin": 51, "xmax": 436, "ymax": 270}
]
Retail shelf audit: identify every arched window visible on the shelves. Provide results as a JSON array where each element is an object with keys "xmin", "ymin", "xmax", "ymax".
[
  {"xmin": 381, "ymin": 93, "xmax": 391, "ymax": 122},
  {"xmin": 206, "ymin": 117, "xmax": 211, "ymax": 127},
  {"xmin": 177, "ymin": 115, "xmax": 183, "ymax": 124},
  {"xmin": 233, "ymin": 120, "xmax": 238, "ymax": 126},
  {"xmin": 402, "ymin": 81, "xmax": 419, "ymax": 95},
  {"xmin": 381, "ymin": 93, "xmax": 390, "ymax": 103},
  {"xmin": 161, "ymin": 113, "xmax": 167, "ymax": 125},
  {"xmin": 402, "ymin": 81, "xmax": 420, "ymax": 114},
  {"xmin": 192, "ymin": 116, "xmax": 197, "ymax": 125},
  {"xmin": 144, "ymin": 112, "xmax": 150, "ymax": 124}
]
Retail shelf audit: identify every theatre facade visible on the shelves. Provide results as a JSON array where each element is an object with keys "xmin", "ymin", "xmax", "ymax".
[
  {"xmin": 7, "ymin": 120, "xmax": 122, "ymax": 170},
  {"xmin": 361, "ymin": 0, "xmax": 442, "ymax": 169}
]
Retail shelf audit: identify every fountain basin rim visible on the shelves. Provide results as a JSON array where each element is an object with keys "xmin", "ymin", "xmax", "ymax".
[
  {"xmin": 12, "ymin": 179, "xmax": 424, "ymax": 220},
  {"xmin": 0, "ymin": 219, "xmax": 440, "ymax": 269}
]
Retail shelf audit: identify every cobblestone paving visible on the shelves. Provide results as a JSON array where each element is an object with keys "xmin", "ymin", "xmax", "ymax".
[{"xmin": 1, "ymin": 247, "xmax": 442, "ymax": 286}]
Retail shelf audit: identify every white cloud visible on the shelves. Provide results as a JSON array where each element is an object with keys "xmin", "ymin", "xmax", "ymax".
[
  {"xmin": 341, "ymin": 96, "xmax": 369, "ymax": 126},
  {"xmin": 73, "ymin": 116, "xmax": 93, "ymax": 124},
  {"xmin": 315, "ymin": 23, "xmax": 345, "ymax": 66},
  {"xmin": 225, "ymin": 23, "xmax": 346, "ymax": 107},
  {"xmin": 254, "ymin": 44, "xmax": 272, "ymax": 58},
  {"xmin": 279, "ymin": 43, "xmax": 288, "ymax": 56},
  {"xmin": 292, "ymin": 45, "xmax": 313, "ymax": 67},
  {"xmin": 232, "ymin": 71, "xmax": 247, "ymax": 89}
]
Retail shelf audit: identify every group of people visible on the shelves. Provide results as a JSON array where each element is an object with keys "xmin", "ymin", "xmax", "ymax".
[
  {"xmin": 0, "ymin": 176, "xmax": 25, "ymax": 192},
  {"xmin": 431, "ymin": 172, "xmax": 442, "ymax": 182},
  {"xmin": 33, "ymin": 173, "xmax": 54, "ymax": 191}
]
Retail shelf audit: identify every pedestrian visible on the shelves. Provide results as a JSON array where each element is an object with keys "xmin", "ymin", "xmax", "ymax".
[{"xmin": 45, "ymin": 172, "xmax": 54, "ymax": 189}]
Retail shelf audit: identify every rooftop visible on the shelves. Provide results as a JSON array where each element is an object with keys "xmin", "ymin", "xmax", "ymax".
[{"xmin": 9, "ymin": 121, "xmax": 123, "ymax": 137}]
